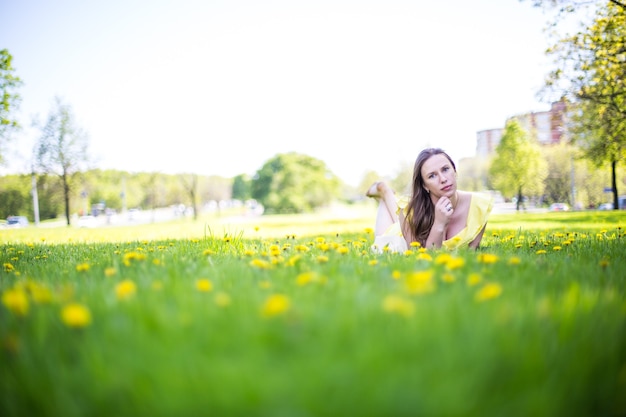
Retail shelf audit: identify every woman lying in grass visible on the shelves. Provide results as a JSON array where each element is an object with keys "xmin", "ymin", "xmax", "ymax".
[{"xmin": 367, "ymin": 148, "xmax": 493, "ymax": 252}]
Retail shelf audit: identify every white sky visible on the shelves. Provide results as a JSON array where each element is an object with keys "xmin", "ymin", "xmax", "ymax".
[{"xmin": 1, "ymin": 0, "xmax": 555, "ymax": 186}]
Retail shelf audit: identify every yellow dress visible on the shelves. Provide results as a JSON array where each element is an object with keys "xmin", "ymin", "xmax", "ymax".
[{"xmin": 372, "ymin": 193, "xmax": 493, "ymax": 253}]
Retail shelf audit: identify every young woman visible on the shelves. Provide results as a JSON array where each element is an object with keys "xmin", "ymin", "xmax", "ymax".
[{"xmin": 366, "ymin": 148, "xmax": 493, "ymax": 252}]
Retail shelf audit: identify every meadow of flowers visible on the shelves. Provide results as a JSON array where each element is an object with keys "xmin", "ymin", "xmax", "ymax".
[{"xmin": 1, "ymin": 211, "xmax": 625, "ymax": 417}]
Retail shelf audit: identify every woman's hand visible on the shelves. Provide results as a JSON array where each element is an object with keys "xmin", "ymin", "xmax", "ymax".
[{"xmin": 433, "ymin": 196, "xmax": 454, "ymax": 226}]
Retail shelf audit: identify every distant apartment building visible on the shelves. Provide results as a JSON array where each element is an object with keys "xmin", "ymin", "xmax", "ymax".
[
  {"xmin": 475, "ymin": 128, "xmax": 504, "ymax": 157},
  {"xmin": 476, "ymin": 100, "xmax": 568, "ymax": 157}
]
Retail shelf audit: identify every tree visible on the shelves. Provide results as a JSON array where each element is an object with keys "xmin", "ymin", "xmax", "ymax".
[
  {"xmin": 179, "ymin": 173, "xmax": 199, "ymax": 220},
  {"xmin": 35, "ymin": 97, "xmax": 90, "ymax": 226},
  {"xmin": 251, "ymin": 152, "xmax": 340, "ymax": 214},
  {"xmin": 488, "ymin": 119, "xmax": 547, "ymax": 210},
  {"xmin": 540, "ymin": 2, "xmax": 626, "ymax": 209},
  {"xmin": 0, "ymin": 49, "xmax": 23, "ymax": 164},
  {"xmin": 542, "ymin": 143, "xmax": 576, "ymax": 205},
  {"xmin": 231, "ymin": 174, "xmax": 252, "ymax": 201}
]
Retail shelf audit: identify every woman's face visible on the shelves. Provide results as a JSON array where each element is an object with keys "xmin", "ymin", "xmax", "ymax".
[{"xmin": 420, "ymin": 153, "xmax": 456, "ymax": 198}]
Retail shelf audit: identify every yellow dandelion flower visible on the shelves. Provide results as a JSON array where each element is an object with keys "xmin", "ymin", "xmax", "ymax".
[
  {"xmin": 196, "ymin": 279, "xmax": 213, "ymax": 292},
  {"xmin": 285, "ymin": 255, "xmax": 301, "ymax": 266},
  {"xmin": 336, "ymin": 246, "xmax": 349, "ymax": 255},
  {"xmin": 250, "ymin": 258, "xmax": 272, "ymax": 269},
  {"xmin": 214, "ymin": 292, "xmax": 231, "ymax": 307},
  {"xmin": 203, "ymin": 249, "xmax": 215, "ymax": 256},
  {"xmin": 75, "ymin": 263, "xmax": 91, "ymax": 272},
  {"xmin": 29, "ymin": 283, "xmax": 53, "ymax": 304},
  {"xmin": 435, "ymin": 253, "xmax": 453, "ymax": 265},
  {"xmin": 403, "ymin": 249, "xmax": 414, "ymax": 256},
  {"xmin": 269, "ymin": 245, "xmax": 281, "ymax": 256},
  {"xmin": 553, "ymin": 246, "xmax": 562, "ymax": 251},
  {"xmin": 441, "ymin": 273, "xmax": 456, "ymax": 283},
  {"xmin": 104, "ymin": 267, "xmax": 117, "ymax": 277},
  {"xmin": 2, "ymin": 288, "xmax": 29, "ymax": 316},
  {"xmin": 3, "ymin": 263, "xmax": 15, "ymax": 272},
  {"xmin": 445, "ymin": 257, "xmax": 465, "ymax": 270},
  {"xmin": 508, "ymin": 257, "xmax": 521, "ymax": 265},
  {"xmin": 475, "ymin": 283, "xmax": 502, "ymax": 302},
  {"xmin": 262, "ymin": 294, "xmax": 291, "ymax": 317},
  {"xmin": 115, "ymin": 280, "xmax": 137, "ymax": 300},
  {"xmin": 405, "ymin": 270, "xmax": 435, "ymax": 294},
  {"xmin": 317, "ymin": 243, "xmax": 330, "ymax": 252},
  {"xmin": 364, "ymin": 227, "xmax": 374, "ymax": 234},
  {"xmin": 416, "ymin": 253, "xmax": 432, "ymax": 262},
  {"xmin": 123, "ymin": 251, "xmax": 146, "ymax": 266},
  {"xmin": 391, "ymin": 270, "xmax": 402, "ymax": 280},
  {"xmin": 535, "ymin": 250, "xmax": 547, "ymax": 255},
  {"xmin": 467, "ymin": 273, "xmax": 482, "ymax": 286},
  {"xmin": 477, "ymin": 253, "xmax": 498, "ymax": 264},
  {"xmin": 382, "ymin": 295, "xmax": 415, "ymax": 317},
  {"xmin": 410, "ymin": 241, "xmax": 421, "ymax": 248},
  {"xmin": 296, "ymin": 271, "xmax": 317, "ymax": 286},
  {"xmin": 295, "ymin": 245, "xmax": 310, "ymax": 252},
  {"xmin": 317, "ymin": 255, "xmax": 329, "ymax": 263},
  {"xmin": 259, "ymin": 280, "xmax": 271, "ymax": 289},
  {"xmin": 599, "ymin": 258, "xmax": 609, "ymax": 268},
  {"xmin": 316, "ymin": 237, "xmax": 326, "ymax": 243},
  {"xmin": 61, "ymin": 303, "xmax": 92, "ymax": 328}
]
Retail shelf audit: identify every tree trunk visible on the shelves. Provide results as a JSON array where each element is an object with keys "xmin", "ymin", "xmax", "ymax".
[
  {"xmin": 62, "ymin": 172, "xmax": 71, "ymax": 226},
  {"xmin": 611, "ymin": 160, "xmax": 618, "ymax": 210},
  {"xmin": 516, "ymin": 187, "xmax": 523, "ymax": 211}
]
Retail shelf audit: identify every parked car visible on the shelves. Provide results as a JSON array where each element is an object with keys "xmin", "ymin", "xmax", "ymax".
[
  {"xmin": 549, "ymin": 203, "xmax": 570, "ymax": 212},
  {"xmin": 6, "ymin": 216, "xmax": 29, "ymax": 228},
  {"xmin": 598, "ymin": 203, "xmax": 614, "ymax": 210}
]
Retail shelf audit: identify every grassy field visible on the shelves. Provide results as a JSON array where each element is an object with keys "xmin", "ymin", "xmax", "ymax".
[{"xmin": 1, "ymin": 207, "xmax": 625, "ymax": 416}]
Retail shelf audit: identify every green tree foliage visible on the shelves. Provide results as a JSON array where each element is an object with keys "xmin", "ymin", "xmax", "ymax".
[
  {"xmin": 544, "ymin": 3, "xmax": 626, "ymax": 208},
  {"xmin": 542, "ymin": 143, "xmax": 575, "ymax": 205},
  {"xmin": 0, "ymin": 189, "xmax": 27, "ymax": 219},
  {"xmin": 0, "ymin": 49, "xmax": 23, "ymax": 164},
  {"xmin": 231, "ymin": 174, "xmax": 252, "ymax": 201},
  {"xmin": 251, "ymin": 152, "xmax": 340, "ymax": 214},
  {"xmin": 489, "ymin": 120, "xmax": 547, "ymax": 210},
  {"xmin": 35, "ymin": 97, "xmax": 90, "ymax": 225}
]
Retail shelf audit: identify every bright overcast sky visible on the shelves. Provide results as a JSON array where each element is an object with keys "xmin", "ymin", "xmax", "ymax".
[{"xmin": 1, "ymin": 0, "xmax": 555, "ymax": 186}]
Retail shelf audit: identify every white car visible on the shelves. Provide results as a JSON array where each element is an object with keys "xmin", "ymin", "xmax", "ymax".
[{"xmin": 549, "ymin": 203, "xmax": 570, "ymax": 212}]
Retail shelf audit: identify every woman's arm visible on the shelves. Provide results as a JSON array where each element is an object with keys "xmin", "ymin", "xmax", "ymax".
[
  {"xmin": 468, "ymin": 225, "xmax": 487, "ymax": 249},
  {"xmin": 398, "ymin": 210, "xmax": 417, "ymax": 248}
]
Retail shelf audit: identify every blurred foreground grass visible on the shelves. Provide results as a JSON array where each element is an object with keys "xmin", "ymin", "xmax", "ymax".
[{"xmin": 1, "ymin": 206, "xmax": 625, "ymax": 416}]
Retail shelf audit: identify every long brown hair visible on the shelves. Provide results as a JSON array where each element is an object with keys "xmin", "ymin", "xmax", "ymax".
[{"xmin": 405, "ymin": 148, "xmax": 457, "ymax": 246}]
